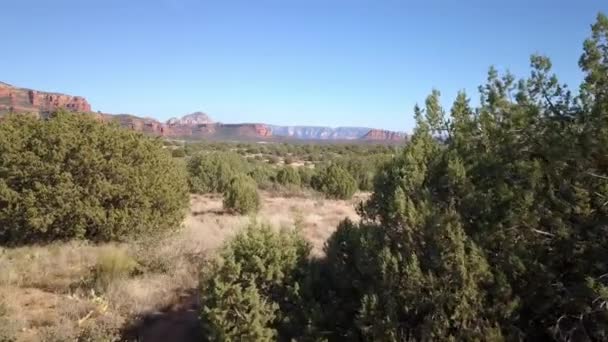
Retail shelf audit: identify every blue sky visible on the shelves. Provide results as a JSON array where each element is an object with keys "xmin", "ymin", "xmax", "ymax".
[{"xmin": 2, "ymin": 0, "xmax": 606, "ymax": 131}]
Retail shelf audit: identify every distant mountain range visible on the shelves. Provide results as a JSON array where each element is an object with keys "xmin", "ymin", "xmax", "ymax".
[{"xmin": 0, "ymin": 82, "xmax": 407, "ymax": 142}]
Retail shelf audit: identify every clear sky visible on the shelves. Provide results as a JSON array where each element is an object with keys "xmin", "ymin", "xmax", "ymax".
[{"xmin": 2, "ymin": 0, "xmax": 606, "ymax": 131}]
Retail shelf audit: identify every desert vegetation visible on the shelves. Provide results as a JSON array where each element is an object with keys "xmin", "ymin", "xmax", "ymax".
[
  {"xmin": 1, "ymin": 12, "xmax": 608, "ymax": 342},
  {"xmin": 179, "ymin": 141, "xmax": 393, "ymax": 202},
  {"xmin": 197, "ymin": 14, "xmax": 608, "ymax": 341},
  {"xmin": 0, "ymin": 111, "xmax": 365, "ymax": 341},
  {"xmin": 0, "ymin": 192, "xmax": 361, "ymax": 341}
]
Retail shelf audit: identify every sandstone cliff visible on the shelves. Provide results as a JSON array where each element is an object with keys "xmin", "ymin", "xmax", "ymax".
[
  {"xmin": 362, "ymin": 129, "xmax": 407, "ymax": 141},
  {"xmin": 0, "ymin": 82, "xmax": 91, "ymax": 114}
]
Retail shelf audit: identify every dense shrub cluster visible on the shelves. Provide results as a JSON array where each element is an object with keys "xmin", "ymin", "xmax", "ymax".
[
  {"xmin": 180, "ymin": 137, "xmax": 395, "ymax": 198},
  {"xmin": 0, "ymin": 112, "xmax": 189, "ymax": 245},
  {"xmin": 333, "ymin": 154, "xmax": 392, "ymax": 191},
  {"xmin": 276, "ymin": 167, "xmax": 301, "ymax": 186},
  {"xmin": 247, "ymin": 164, "xmax": 277, "ymax": 189},
  {"xmin": 187, "ymin": 151, "xmax": 246, "ymax": 193},
  {"xmin": 185, "ymin": 147, "xmax": 382, "ymax": 200},
  {"xmin": 312, "ymin": 164, "xmax": 358, "ymax": 199},
  {"xmin": 201, "ymin": 14, "xmax": 608, "ymax": 340}
]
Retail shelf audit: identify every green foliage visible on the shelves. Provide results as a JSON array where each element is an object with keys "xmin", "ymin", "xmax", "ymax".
[
  {"xmin": 268, "ymin": 155, "xmax": 280, "ymax": 164},
  {"xmin": 171, "ymin": 148, "xmax": 186, "ymax": 158},
  {"xmin": 312, "ymin": 164, "xmax": 358, "ymax": 199},
  {"xmin": 276, "ymin": 167, "xmax": 301, "ymax": 186},
  {"xmin": 0, "ymin": 112, "xmax": 189, "ymax": 245},
  {"xmin": 181, "ymin": 141, "xmax": 395, "ymax": 194},
  {"xmin": 354, "ymin": 13, "xmax": 608, "ymax": 339},
  {"xmin": 222, "ymin": 175, "xmax": 261, "ymax": 214},
  {"xmin": 310, "ymin": 219, "xmax": 386, "ymax": 340},
  {"xmin": 297, "ymin": 167, "xmax": 315, "ymax": 188},
  {"xmin": 200, "ymin": 13, "xmax": 608, "ymax": 341},
  {"xmin": 187, "ymin": 151, "xmax": 247, "ymax": 193},
  {"xmin": 334, "ymin": 154, "xmax": 392, "ymax": 191},
  {"xmin": 200, "ymin": 223, "xmax": 312, "ymax": 341},
  {"xmin": 247, "ymin": 163, "xmax": 277, "ymax": 189}
]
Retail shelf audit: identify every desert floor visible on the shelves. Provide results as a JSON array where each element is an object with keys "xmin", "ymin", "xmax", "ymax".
[{"xmin": 0, "ymin": 192, "xmax": 366, "ymax": 341}]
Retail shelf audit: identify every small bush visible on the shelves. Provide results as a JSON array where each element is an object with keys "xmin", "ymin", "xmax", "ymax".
[
  {"xmin": 268, "ymin": 156, "xmax": 280, "ymax": 164},
  {"xmin": 298, "ymin": 167, "xmax": 314, "ymax": 188},
  {"xmin": 200, "ymin": 223, "xmax": 311, "ymax": 340},
  {"xmin": 284, "ymin": 156, "xmax": 295, "ymax": 165},
  {"xmin": 171, "ymin": 148, "xmax": 186, "ymax": 158},
  {"xmin": 276, "ymin": 167, "xmax": 301, "ymax": 186},
  {"xmin": 222, "ymin": 175, "xmax": 261, "ymax": 214},
  {"xmin": 312, "ymin": 164, "xmax": 357, "ymax": 199}
]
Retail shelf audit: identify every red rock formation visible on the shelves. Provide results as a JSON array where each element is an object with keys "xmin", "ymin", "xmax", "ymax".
[
  {"xmin": 162, "ymin": 119, "xmax": 273, "ymax": 139},
  {"xmin": 38, "ymin": 92, "xmax": 91, "ymax": 112},
  {"xmin": 1, "ymin": 82, "xmax": 406, "ymax": 143},
  {"xmin": 362, "ymin": 129, "xmax": 407, "ymax": 141},
  {"xmin": 0, "ymin": 82, "xmax": 91, "ymax": 114},
  {"xmin": 255, "ymin": 124, "xmax": 272, "ymax": 137}
]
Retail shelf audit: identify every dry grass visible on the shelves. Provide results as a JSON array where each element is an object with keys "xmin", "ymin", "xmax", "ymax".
[
  {"xmin": 187, "ymin": 191, "xmax": 365, "ymax": 254},
  {"xmin": 0, "ymin": 191, "xmax": 365, "ymax": 341}
]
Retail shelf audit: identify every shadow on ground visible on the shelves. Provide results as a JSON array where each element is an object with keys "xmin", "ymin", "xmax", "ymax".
[
  {"xmin": 122, "ymin": 289, "xmax": 202, "ymax": 342},
  {"xmin": 191, "ymin": 208, "xmax": 229, "ymax": 216}
]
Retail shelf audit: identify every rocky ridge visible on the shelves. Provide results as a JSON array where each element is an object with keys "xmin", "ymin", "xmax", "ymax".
[
  {"xmin": 0, "ymin": 82, "xmax": 406, "ymax": 142},
  {"xmin": 0, "ymin": 82, "xmax": 91, "ymax": 114}
]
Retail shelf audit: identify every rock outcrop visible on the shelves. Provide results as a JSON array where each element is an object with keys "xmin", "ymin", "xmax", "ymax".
[
  {"xmin": 167, "ymin": 112, "xmax": 213, "ymax": 125},
  {"xmin": 0, "ymin": 82, "xmax": 91, "ymax": 114},
  {"xmin": 362, "ymin": 129, "xmax": 407, "ymax": 141}
]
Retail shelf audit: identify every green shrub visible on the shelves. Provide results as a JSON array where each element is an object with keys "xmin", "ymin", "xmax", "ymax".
[
  {"xmin": 0, "ymin": 112, "xmax": 189, "ymax": 245},
  {"xmin": 200, "ymin": 223, "xmax": 311, "ymax": 341},
  {"xmin": 171, "ymin": 148, "xmax": 186, "ymax": 158},
  {"xmin": 248, "ymin": 164, "xmax": 276, "ymax": 189},
  {"xmin": 298, "ymin": 167, "xmax": 314, "ymax": 188},
  {"xmin": 335, "ymin": 155, "xmax": 392, "ymax": 191},
  {"xmin": 222, "ymin": 175, "xmax": 261, "ymax": 214},
  {"xmin": 311, "ymin": 164, "xmax": 357, "ymax": 199},
  {"xmin": 187, "ymin": 151, "xmax": 247, "ymax": 193},
  {"xmin": 350, "ymin": 15, "xmax": 608, "ymax": 338},
  {"xmin": 284, "ymin": 156, "xmax": 295, "ymax": 165},
  {"xmin": 268, "ymin": 155, "xmax": 280, "ymax": 164},
  {"xmin": 276, "ymin": 167, "xmax": 301, "ymax": 186},
  {"xmin": 306, "ymin": 219, "xmax": 419, "ymax": 340}
]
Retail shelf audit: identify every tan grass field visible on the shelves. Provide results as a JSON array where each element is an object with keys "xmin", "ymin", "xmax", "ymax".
[{"xmin": 0, "ymin": 191, "xmax": 366, "ymax": 341}]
